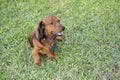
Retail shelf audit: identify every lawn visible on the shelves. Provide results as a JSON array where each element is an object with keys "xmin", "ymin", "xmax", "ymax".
[{"xmin": 0, "ymin": 0, "xmax": 120, "ymax": 80}]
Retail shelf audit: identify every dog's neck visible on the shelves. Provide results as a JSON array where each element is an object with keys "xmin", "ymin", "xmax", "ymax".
[
  {"xmin": 45, "ymin": 37, "xmax": 55, "ymax": 43},
  {"xmin": 41, "ymin": 36, "xmax": 55, "ymax": 43},
  {"xmin": 39, "ymin": 31, "xmax": 56, "ymax": 45},
  {"xmin": 48, "ymin": 38, "xmax": 55, "ymax": 51}
]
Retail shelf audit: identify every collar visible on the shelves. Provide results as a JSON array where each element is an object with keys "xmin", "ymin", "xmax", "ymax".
[
  {"xmin": 42, "ymin": 38, "xmax": 55, "ymax": 51},
  {"xmin": 49, "ymin": 38, "xmax": 55, "ymax": 51},
  {"xmin": 49, "ymin": 38, "xmax": 54, "ymax": 44}
]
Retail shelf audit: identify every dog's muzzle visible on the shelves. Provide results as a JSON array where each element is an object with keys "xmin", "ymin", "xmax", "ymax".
[{"xmin": 51, "ymin": 26, "xmax": 65, "ymax": 36}]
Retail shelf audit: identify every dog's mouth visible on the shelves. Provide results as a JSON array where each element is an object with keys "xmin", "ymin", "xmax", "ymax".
[
  {"xmin": 57, "ymin": 32, "xmax": 63, "ymax": 36},
  {"xmin": 51, "ymin": 31, "xmax": 63, "ymax": 36}
]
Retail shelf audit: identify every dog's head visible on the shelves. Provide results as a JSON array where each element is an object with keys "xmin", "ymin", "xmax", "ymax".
[{"xmin": 38, "ymin": 16, "xmax": 65, "ymax": 41}]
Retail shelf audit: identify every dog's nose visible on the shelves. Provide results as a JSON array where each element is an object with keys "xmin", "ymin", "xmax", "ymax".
[{"xmin": 62, "ymin": 26, "xmax": 65, "ymax": 31}]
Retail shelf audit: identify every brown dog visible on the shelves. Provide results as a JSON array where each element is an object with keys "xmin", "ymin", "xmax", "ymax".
[{"xmin": 28, "ymin": 16, "xmax": 65, "ymax": 66}]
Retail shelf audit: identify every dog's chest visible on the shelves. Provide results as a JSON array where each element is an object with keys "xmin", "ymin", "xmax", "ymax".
[{"xmin": 42, "ymin": 39, "xmax": 55, "ymax": 51}]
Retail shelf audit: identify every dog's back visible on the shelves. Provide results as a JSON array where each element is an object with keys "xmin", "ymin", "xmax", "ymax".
[
  {"xmin": 28, "ymin": 32, "xmax": 34, "ymax": 48},
  {"xmin": 28, "ymin": 26, "xmax": 40, "ymax": 48}
]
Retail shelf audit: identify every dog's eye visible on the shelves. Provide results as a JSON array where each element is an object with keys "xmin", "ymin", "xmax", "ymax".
[{"xmin": 50, "ymin": 22, "xmax": 54, "ymax": 25}]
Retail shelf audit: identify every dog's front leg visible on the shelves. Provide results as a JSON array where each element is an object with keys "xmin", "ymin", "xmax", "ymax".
[
  {"xmin": 32, "ymin": 49, "xmax": 40, "ymax": 66},
  {"xmin": 56, "ymin": 36, "xmax": 64, "ymax": 41},
  {"xmin": 44, "ymin": 47, "xmax": 57, "ymax": 60},
  {"xmin": 47, "ymin": 52, "xmax": 57, "ymax": 60}
]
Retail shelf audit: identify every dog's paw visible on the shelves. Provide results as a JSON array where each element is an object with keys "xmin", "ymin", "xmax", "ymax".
[
  {"xmin": 51, "ymin": 56, "xmax": 57, "ymax": 60},
  {"xmin": 34, "ymin": 62, "xmax": 40, "ymax": 66},
  {"xmin": 57, "ymin": 36, "xmax": 64, "ymax": 41}
]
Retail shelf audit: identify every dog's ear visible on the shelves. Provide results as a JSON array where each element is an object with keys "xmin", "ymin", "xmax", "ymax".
[{"xmin": 38, "ymin": 21, "xmax": 44, "ymax": 42}]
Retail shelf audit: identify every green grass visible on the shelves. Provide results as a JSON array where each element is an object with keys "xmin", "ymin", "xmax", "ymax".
[{"xmin": 0, "ymin": 0, "xmax": 120, "ymax": 80}]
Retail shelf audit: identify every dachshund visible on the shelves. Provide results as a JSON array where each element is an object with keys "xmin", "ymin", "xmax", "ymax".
[{"xmin": 28, "ymin": 16, "xmax": 65, "ymax": 66}]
